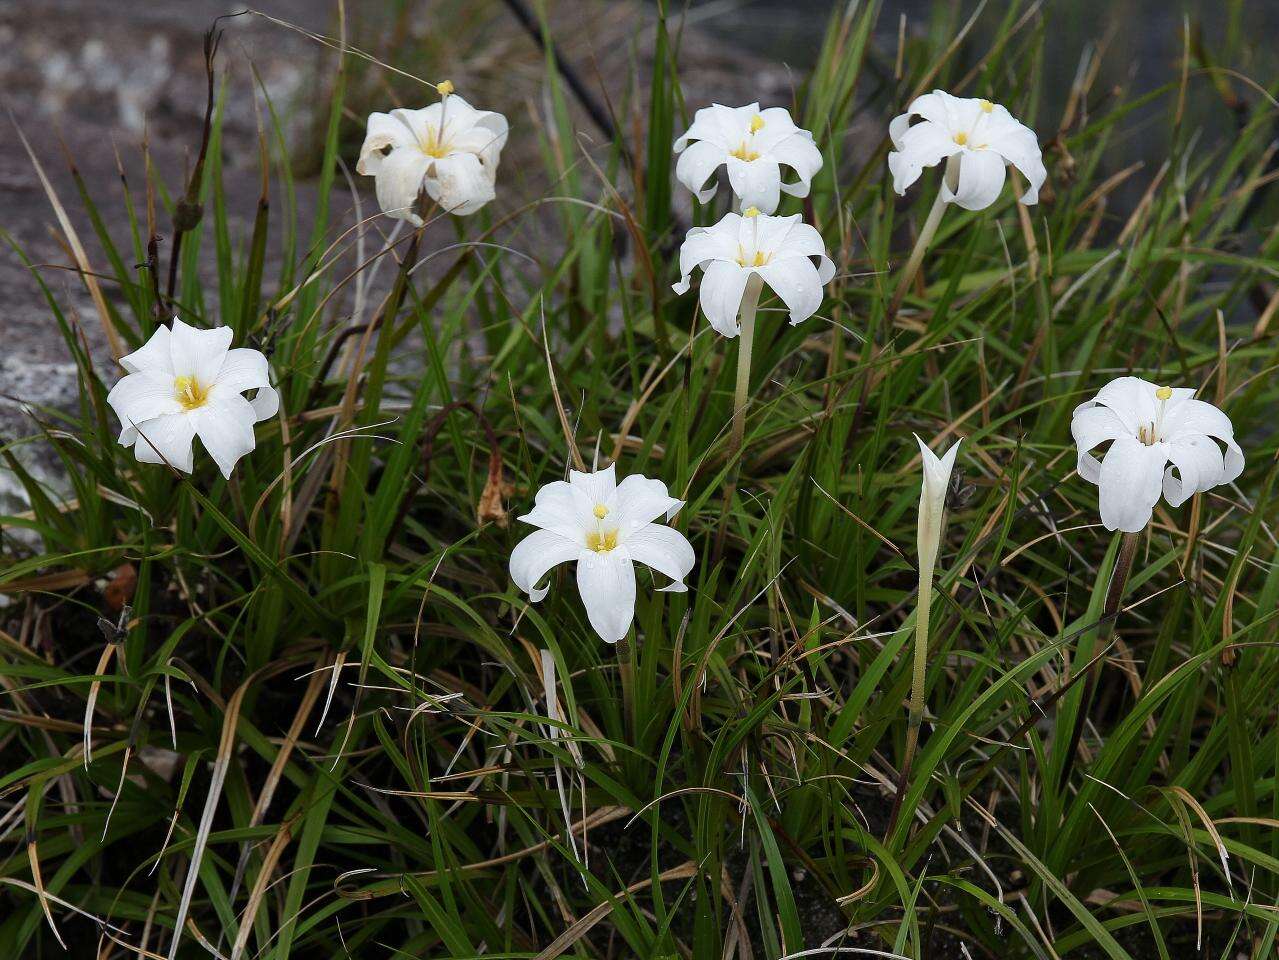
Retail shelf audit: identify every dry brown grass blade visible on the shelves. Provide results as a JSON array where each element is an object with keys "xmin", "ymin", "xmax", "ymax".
[
  {"xmin": 228, "ymin": 816, "xmax": 296, "ymax": 960},
  {"xmin": 10, "ymin": 117, "xmax": 122, "ymax": 358},
  {"xmin": 25, "ymin": 833, "xmax": 65, "ymax": 945},
  {"xmin": 532, "ymin": 861, "xmax": 698, "ymax": 960},
  {"xmin": 165, "ymin": 659, "xmax": 302, "ymax": 960},
  {"xmin": 541, "ymin": 300, "xmax": 587, "ymax": 472},
  {"xmin": 338, "ymin": 805, "xmax": 631, "ymax": 900},
  {"xmin": 222, "ymin": 651, "xmax": 329, "ymax": 947},
  {"xmin": 84, "ymin": 641, "xmax": 118, "ymax": 767}
]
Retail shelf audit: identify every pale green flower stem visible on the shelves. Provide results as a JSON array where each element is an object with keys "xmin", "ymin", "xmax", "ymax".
[
  {"xmin": 714, "ymin": 273, "xmax": 765, "ymax": 561},
  {"xmin": 729, "ymin": 273, "xmax": 766, "ymax": 462},
  {"xmin": 886, "ymin": 533, "xmax": 938, "ymax": 838},
  {"xmin": 889, "ymin": 155, "xmax": 959, "ymax": 317}
]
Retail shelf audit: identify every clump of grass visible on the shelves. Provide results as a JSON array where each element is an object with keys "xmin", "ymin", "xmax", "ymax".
[{"xmin": 2, "ymin": 2, "xmax": 1278, "ymax": 957}]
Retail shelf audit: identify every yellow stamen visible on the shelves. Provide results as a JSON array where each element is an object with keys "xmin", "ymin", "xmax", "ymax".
[
  {"xmin": 742, "ymin": 206, "xmax": 760, "ymax": 218},
  {"xmin": 585, "ymin": 529, "xmax": 618, "ymax": 553},
  {"xmin": 437, "ymin": 79, "xmax": 454, "ymax": 97},
  {"xmin": 174, "ymin": 375, "xmax": 209, "ymax": 411},
  {"xmin": 978, "ymin": 99, "xmax": 994, "ymax": 113},
  {"xmin": 749, "ymin": 114, "xmax": 765, "ymax": 133},
  {"xmin": 729, "ymin": 144, "xmax": 760, "ymax": 161},
  {"xmin": 593, "ymin": 504, "xmax": 609, "ymax": 519},
  {"xmin": 953, "ymin": 131, "xmax": 968, "ymax": 146},
  {"xmin": 1155, "ymin": 386, "xmax": 1173, "ymax": 401}
]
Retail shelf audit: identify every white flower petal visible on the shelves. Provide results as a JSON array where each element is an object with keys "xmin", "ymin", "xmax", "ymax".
[
  {"xmin": 626, "ymin": 524, "xmax": 695, "ymax": 592},
  {"xmin": 576, "ymin": 551, "xmax": 636, "ymax": 643},
  {"xmin": 771, "ymin": 134, "xmax": 824, "ymax": 197},
  {"xmin": 373, "ymin": 148, "xmax": 432, "ymax": 226},
  {"xmin": 1097, "ymin": 437, "xmax": 1166, "ymax": 533},
  {"xmin": 941, "ymin": 149, "xmax": 1007, "ymax": 211},
  {"xmin": 1162, "ymin": 397, "xmax": 1235, "ymax": 445},
  {"xmin": 569, "ymin": 464, "xmax": 617, "ymax": 507},
  {"xmin": 169, "ymin": 319, "xmax": 232, "ymax": 385},
  {"xmin": 1071, "ymin": 404, "xmax": 1130, "ymax": 482},
  {"xmin": 356, "ymin": 110, "xmax": 419, "ymax": 176},
  {"xmin": 613, "ymin": 474, "xmax": 682, "ymax": 533},
  {"xmin": 518, "ymin": 480, "xmax": 592, "ymax": 542},
  {"xmin": 510, "ymin": 528, "xmax": 580, "ymax": 602},
  {"xmin": 1092, "ymin": 376, "xmax": 1158, "ymax": 433},
  {"xmin": 107, "ymin": 370, "xmax": 182, "ymax": 426},
  {"xmin": 192, "ymin": 396, "xmax": 258, "ymax": 479},
  {"xmin": 673, "ymin": 220, "xmax": 740, "ymax": 295},
  {"xmin": 448, "ymin": 108, "xmax": 509, "ymax": 167},
  {"xmin": 674, "ymin": 103, "xmax": 745, "ymax": 153},
  {"xmin": 248, "ymin": 384, "xmax": 280, "ymax": 421},
  {"xmin": 698, "ymin": 259, "xmax": 751, "ymax": 338},
  {"xmin": 1163, "ymin": 436, "xmax": 1226, "ymax": 508},
  {"xmin": 132, "ymin": 413, "xmax": 196, "ymax": 473},
  {"xmin": 675, "ymin": 138, "xmax": 728, "ymax": 204},
  {"xmin": 119, "ymin": 324, "xmax": 173, "ymax": 375},
  {"xmin": 425, "ymin": 152, "xmax": 496, "ymax": 216},
  {"xmin": 757, "ymin": 256, "xmax": 825, "ymax": 325},
  {"xmin": 213, "ymin": 348, "xmax": 271, "ymax": 394},
  {"xmin": 986, "ymin": 114, "xmax": 1046, "ymax": 204},
  {"xmin": 887, "ymin": 120, "xmax": 960, "ymax": 195},
  {"xmin": 725, "ymin": 156, "xmax": 782, "ymax": 214}
]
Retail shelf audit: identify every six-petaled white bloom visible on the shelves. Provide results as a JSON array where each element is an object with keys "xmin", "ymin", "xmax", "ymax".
[
  {"xmin": 673, "ymin": 103, "xmax": 824, "ymax": 214},
  {"xmin": 1072, "ymin": 376, "xmax": 1244, "ymax": 533},
  {"xmin": 509, "ymin": 465, "xmax": 695, "ymax": 644},
  {"xmin": 888, "ymin": 89, "xmax": 1046, "ymax": 211},
  {"xmin": 357, "ymin": 87, "xmax": 509, "ymax": 224},
  {"xmin": 672, "ymin": 209, "xmax": 835, "ymax": 338},
  {"xmin": 106, "ymin": 318, "xmax": 279, "ymax": 479}
]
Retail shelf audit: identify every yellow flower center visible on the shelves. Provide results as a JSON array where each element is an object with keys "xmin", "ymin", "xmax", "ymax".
[
  {"xmin": 419, "ymin": 126, "xmax": 451, "ymax": 159},
  {"xmin": 749, "ymin": 114, "xmax": 765, "ymax": 133},
  {"xmin": 743, "ymin": 206, "xmax": 760, "ymax": 218},
  {"xmin": 953, "ymin": 131, "xmax": 968, "ymax": 146},
  {"xmin": 174, "ymin": 375, "xmax": 209, "ymax": 411},
  {"xmin": 730, "ymin": 143, "xmax": 760, "ymax": 161},
  {"xmin": 735, "ymin": 245, "xmax": 771, "ymax": 268},
  {"xmin": 593, "ymin": 504, "xmax": 609, "ymax": 519},
  {"xmin": 586, "ymin": 529, "xmax": 619, "ymax": 553},
  {"xmin": 437, "ymin": 79, "xmax": 454, "ymax": 97},
  {"xmin": 978, "ymin": 99, "xmax": 994, "ymax": 113},
  {"xmin": 1155, "ymin": 386, "xmax": 1173, "ymax": 401}
]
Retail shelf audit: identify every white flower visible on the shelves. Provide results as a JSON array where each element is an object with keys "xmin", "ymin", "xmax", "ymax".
[
  {"xmin": 888, "ymin": 90, "xmax": 1046, "ymax": 211},
  {"xmin": 673, "ymin": 103, "xmax": 824, "ymax": 214},
  {"xmin": 509, "ymin": 465, "xmax": 695, "ymax": 644},
  {"xmin": 1072, "ymin": 376, "xmax": 1244, "ymax": 533},
  {"xmin": 916, "ymin": 435, "xmax": 961, "ymax": 575},
  {"xmin": 356, "ymin": 88, "xmax": 509, "ymax": 224},
  {"xmin": 106, "ymin": 318, "xmax": 279, "ymax": 479},
  {"xmin": 672, "ymin": 209, "xmax": 835, "ymax": 338}
]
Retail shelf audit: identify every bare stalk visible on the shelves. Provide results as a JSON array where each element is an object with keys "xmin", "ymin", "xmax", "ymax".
[{"xmin": 888, "ymin": 155, "xmax": 959, "ymax": 318}]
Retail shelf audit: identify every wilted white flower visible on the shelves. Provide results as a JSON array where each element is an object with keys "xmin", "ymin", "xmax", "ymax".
[
  {"xmin": 106, "ymin": 318, "xmax": 279, "ymax": 479},
  {"xmin": 672, "ymin": 209, "xmax": 834, "ymax": 338},
  {"xmin": 357, "ymin": 84, "xmax": 509, "ymax": 223},
  {"xmin": 510, "ymin": 465, "xmax": 695, "ymax": 644},
  {"xmin": 1072, "ymin": 376, "xmax": 1244, "ymax": 533},
  {"xmin": 673, "ymin": 103, "xmax": 824, "ymax": 214},
  {"xmin": 888, "ymin": 90, "xmax": 1046, "ymax": 211}
]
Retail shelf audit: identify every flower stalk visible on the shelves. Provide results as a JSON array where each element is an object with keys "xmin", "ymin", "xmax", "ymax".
[
  {"xmin": 728, "ymin": 272, "xmax": 765, "ymax": 462},
  {"xmin": 887, "ymin": 437, "xmax": 961, "ymax": 841},
  {"xmin": 889, "ymin": 155, "xmax": 958, "ymax": 317}
]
